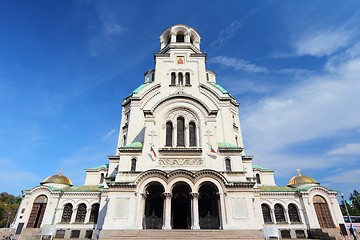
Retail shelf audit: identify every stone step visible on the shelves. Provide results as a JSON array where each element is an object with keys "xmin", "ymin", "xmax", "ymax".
[{"xmin": 107, "ymin": 230, "xmax": 259, "ymax": 240}]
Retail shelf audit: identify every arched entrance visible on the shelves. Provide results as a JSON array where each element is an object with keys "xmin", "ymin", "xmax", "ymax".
[
  {"xmin": 171, "ymin": 182, "xmax": 191, "ymax": 229},
  {"xmin": 144, "ymin": 182, "xmax": 164, "ymax": 229},
  {"xmin": 313, "ymin": 195, "xmax": 335, "ymax": 228},
  {"xmin": 198, "ymin": 182, "xmax": 221, "ymax": 229},
  {"xmin": 27, "ymin": 195, "xmax": 48, "ymax": 228}
]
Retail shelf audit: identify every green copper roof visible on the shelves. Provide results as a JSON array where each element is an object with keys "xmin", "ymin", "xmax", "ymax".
[
  {"xmin": 258, "ymin": 186, "xmax": 297, "ymax": 192},
  {"xmin": 121, "ymin": 141, "xmax": 143, "ymax": 149},
  {"xmin": 252, "ymin": 164, "xmax": 270, "ymax": 170},
  {"xmin": 132, "ymin": 84, "xmax": 148, "ymax": 94},
  {"xmin": 38, "ymin": 185, "xmax": 102, "ymax": 192},
  {"xmin": 214, "ymin": 84, "xmax": 229, "ymax": 94},
  {"xmin": 218, "ymin": 142, "xmax": 239, "ymax": 149},
  {"xmin": 86, "ymin": 164, "xmax": 109, "ymax": 170},
  {"xmin": 62, "ymin": 186, "xmax": 102, "ymax": 192}
]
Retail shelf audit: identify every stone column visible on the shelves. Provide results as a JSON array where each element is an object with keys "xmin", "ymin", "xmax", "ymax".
[
  {"xmin": 163, "ymin": 192, "xmax": 172, "ymax": 229},
  {"xmin": 139, "ymin": 193, "xmax": 147, "ymax": 229},
  {"xmin": 190, "ymin": 192, "xmax": 200, "ymax": 229}
]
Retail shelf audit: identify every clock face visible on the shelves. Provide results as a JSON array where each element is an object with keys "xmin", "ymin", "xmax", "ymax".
[{"xmin": 177, "ymin": 56, "xmax": 184, "ymax": 64}]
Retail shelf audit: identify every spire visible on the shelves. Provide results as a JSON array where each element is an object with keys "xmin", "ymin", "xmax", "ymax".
[
  {"xmin": 296, "ymin": 168, "xmax": 301, "ymax": 176},
  {"xmin": 59, "ymin": 168, "xmax": 63, "ymax": 176}
]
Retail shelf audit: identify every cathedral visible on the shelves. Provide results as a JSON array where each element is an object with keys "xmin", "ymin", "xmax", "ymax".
[{"xmin": 12, "ymin": 24, "xmax": 344, "ymax": 239}]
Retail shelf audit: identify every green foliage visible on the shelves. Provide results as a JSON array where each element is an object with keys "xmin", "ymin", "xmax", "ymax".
[
  {"xmin": 341, "ymin": 190, "xmax": 360, "ymax": 216},
  {"xmin": 0, "ymin": 192, "xmax": 22, "ymax": 228}
]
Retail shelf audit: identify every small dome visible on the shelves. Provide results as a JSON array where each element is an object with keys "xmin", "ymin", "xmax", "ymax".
[
  {"xmin": 41, "ymin": 173, "xmax": 73, "ymax": 186},
  {"xmin": 287, "ymin": 169, "xmax": 318, "ymax": 187}
]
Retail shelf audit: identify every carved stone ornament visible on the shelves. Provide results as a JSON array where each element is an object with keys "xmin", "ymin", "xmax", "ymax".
[{"xmin": 158, "ymin": 158, "xmax": 204, "ymax": 166}]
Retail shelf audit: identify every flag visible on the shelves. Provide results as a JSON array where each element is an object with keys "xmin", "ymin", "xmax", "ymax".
[
  {"xmin": 209, "ymin": 145, "xmax": 217, "ymax": 154},
  {"xmin": 150, "ymin": 144, "xmax": 157, "ymax": 158}
]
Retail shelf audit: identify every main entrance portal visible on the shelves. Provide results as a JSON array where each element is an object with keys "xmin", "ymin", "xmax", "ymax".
[
  {"xmin": 144, "ymin": 183, "xmax": 164, "ymax": 229},
  {"xmin": 171, "ymin": 182, "xmax": 191, "ymax": 229}
]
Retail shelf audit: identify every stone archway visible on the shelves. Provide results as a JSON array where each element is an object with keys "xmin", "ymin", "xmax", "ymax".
[
  {"xmin": 144, "ymin": 182, "xmax": 164, "ymax": 229},
  {"xmin": 171, "ymin": 182, "xmax": 191, "ymax": 229},
  {"xmin": 198, "ymin": 182, "xmax": 221, "ymax": 229},
  {"xmin": 313, "ymin": 195, "xmax": 335, "ymax": 228}
]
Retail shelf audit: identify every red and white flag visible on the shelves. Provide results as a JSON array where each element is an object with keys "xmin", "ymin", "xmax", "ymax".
[{"xmin": 150, "ymin": 144, "xmax": 157, "ymax": 158}]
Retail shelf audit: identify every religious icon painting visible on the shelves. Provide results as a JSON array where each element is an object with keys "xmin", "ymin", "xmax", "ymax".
[{"xmin": 177, "ymin": 56, "xmax": 185, "ymax": 64}]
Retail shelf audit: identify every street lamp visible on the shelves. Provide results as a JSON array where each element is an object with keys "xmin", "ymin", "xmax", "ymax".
[
  {"xmin": 6, "ymin": 212, "xmax": 11, "ymax": 228},
  {"xmin": 341, "ymin": 193, "xmax": 352, "ymax": 225}
]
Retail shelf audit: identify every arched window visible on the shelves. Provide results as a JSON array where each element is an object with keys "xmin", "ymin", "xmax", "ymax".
[
  {"xmin": 274, "ymin": 204, "xmax": 286, "ymax": 223},
  {"xmin": 256, "ymin": 173, "xmax": 261, "ymax": 184},
  {"xmin": 176, "ymin": 32, "xmax": 184, "ymax": 42},
  {"xmin": 178, "ymin": 72, "xmax": 183, "ymax": 85},
  {"xmin": 61, "ymin": 203, "xmax": 73, "ymax": 223},
  {"xmin": 171, "ymin": 72, "xmax": 176, "ymax": 85},
  {"xmin": 89, "ymin": 203, "xmax": 100, "ymax": 223},
  {"xmin": 131, "ymin": 158, "xmax": 137, "ymax": 171},
  {"xmin": 189, "ymin": 122, "xmax": 196, "ymax": 146},
  {"xmin": 288, "ymin": 204, "xmax": 300, "ymax": 223},
  {"xmin": 99, "ymin": 173, "xmax": 104, "ymax": 184},
  {"xmin": 190, "ymin": 36, "xmax": 194, "ymax": 44},
  {"xmin": 185, "ymin": 72, "xmax": 190, "ymax": 85},
  {"xmin": 225, "ymin": 158, "xmax": 232, "ymax": 172},
  {"xmin": 261, "ymin": 204, "xmax": 272, "ymax": 223},
  {"xmin": 177, "ymin": 117, "xmax": 185, "ymax": 146},
  {"xmin": 165, "ymin": 121, "xmax": 173, "ymax": 146},
  {"xmin": 75, "ymin": 203, "xmax": 87, "ymax": 223}
]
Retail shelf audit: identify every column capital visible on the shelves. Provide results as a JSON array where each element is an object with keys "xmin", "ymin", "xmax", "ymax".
[
  {"xmin": 163, "ymin": 192, "xmax": 172, "ymax": 198},
  {"xmin": 190, "ymin": 192, "xmax": 199, "ymax": 198}
]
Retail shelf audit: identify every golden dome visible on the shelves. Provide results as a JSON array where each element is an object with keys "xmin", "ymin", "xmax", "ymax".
[
  {"xmin": 287, "ymin": 169, "xmax": 318, "ymax": 187},
  {"xmin": 41, "ymin": 173, "xmax": 73, "ymax": 186}
]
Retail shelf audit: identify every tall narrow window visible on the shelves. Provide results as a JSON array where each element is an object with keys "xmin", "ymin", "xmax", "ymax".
[
  {"xmin": 75, "ymin": 203, "xmax": 87, "ymax": 223},
  {"xmin": 61, "ymin": 203, "xmax": 73, "ymax": 223},
  {"xmin": 189, "ymin": 122, "xmax": 196, "ymax": 146},
  {"xmin": 261, "ymin": 204, "xmax": 272, "ymax": 223},
  {"xmin": 274, "ymin": 204, "xmax": 286, "ymax": 223},
  {"xmin": 177, "ymin": 117, "xmax": 185, "ymax": 146},
  {"xmin": 256, "ymin": 173, "xmax": 261, "ymax": 184},
  {"xmin": 288, "ymin": 204, "xmax": 300, "ymax": 223},
  {"xmin": 99, "ymin": 173, "xmax": 104, "ymax": 184},
  {"xmin": 235, "ymin": 136, "xmax": 239, "ymax": 146},
  {"xmin": 171, "ymin": 72, "xmax": 176, "ymax": 85},
  {"xmin": 131, "ymin": 158, "xmax": 137, "ymax": 172},
  {"xmin": 89, "ymin": 204, "xmax": 100, "ymax": 223},
  {"xmin": 165, "ymin": 121, "xmax": 173, "ymax": 146},
  {"xmin": 185, "ymin": 72, "xmax": 190, "ymax": 85},
  {"xmin": 178, "ymin": 72, "xmax": 183, "ymax": 85},
  {"xmin": 176, "ymin": 32, "xmax": 184, "ymax": 42},
  {"xmin": 225, "ymin": 158, "xmax": 232, "ymax": 172},
  {"xmin": 123, "ymin": 135, "xmax": 127, "ymax": 146}
]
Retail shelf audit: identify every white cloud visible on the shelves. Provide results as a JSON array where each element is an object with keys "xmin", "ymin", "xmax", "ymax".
[
  {"xmin": 242, "ymin": 43, "xmax": 360, "ymax": 179},
  {"xmin": 210, "ymin": 56, "xmax": 268, "ymax": 73},
  {"xmin": 89, "ymin": 12, "xmax": 126, "ymax": 57},
  {"xmin": 207, "ymin": 2, "xmax": 271, "ymax": 53},
  {"xmin": 102, "ymin": 128, "xmax": 117, "ymax": 141},
  {"xmin": 328, "ymin": 143, "xmax": 360, "ymax": 156},
  {"xmin": 294, "ymin": 28, "xmax": 353, "ymax": 57}
]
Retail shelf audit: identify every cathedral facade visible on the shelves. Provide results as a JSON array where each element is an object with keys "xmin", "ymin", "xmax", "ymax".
[{"xmin": 13, "ymin": 25, "xmax": 344, "ymax": 239}]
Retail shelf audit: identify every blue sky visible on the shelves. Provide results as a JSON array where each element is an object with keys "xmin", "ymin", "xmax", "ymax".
[{"xmin": 1, "ymin": 1, "xmax": 360, "ymax": 198}]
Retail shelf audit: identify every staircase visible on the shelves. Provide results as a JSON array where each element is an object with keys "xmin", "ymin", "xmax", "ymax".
[
  {"xmin": 105, "ymin": 230, "xmax": 262, "ymax": 240},
  {"xmin": 307, "ymin": 229, "xmax": 336, "ymax": 240}
]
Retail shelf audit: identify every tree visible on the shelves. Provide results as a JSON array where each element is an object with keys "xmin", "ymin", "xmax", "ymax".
[{"xmin": 0, "ymin": 192, "xmax": 22, "ymax": 228}]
